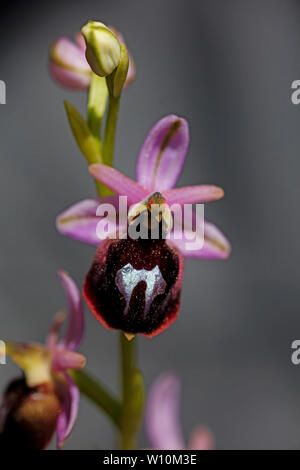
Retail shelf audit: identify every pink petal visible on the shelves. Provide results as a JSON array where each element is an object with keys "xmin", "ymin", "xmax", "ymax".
[
  {"xmin": 89, "ymin": 164, "xmax": 148, "ymax": 205},
  {"xmin": 56, "ymin": 372, "xmax": 80, "ymax": 449},
  {"xmin": 75, "ymin": 32, "xmax": 86, "ymax": 51},
  {"xmin": 146, "ymin": 373, "xmax": 185, "ymax": 450},
  {"xmin": 51, "ymin": 37, "xmax": 90, "ymax": 70},
  {"xmin": 56, "ymin": 197, "xmax": 119, "ymax": 246},
  {"xmin": 52, "ymin": 349, "xmax": 86, "ymax": 372},
  {"xmin": 46, "ymin": 312, "xmax": 66, "ymax": 350},
  {"xmin": 136, "ymin": 115, "xmax": 189, "ymax": 192},
  {"xmin": 124, "ymin": 54, "xmax": 136, "ymax": 88},
  {"xmin": 108, "ymin": 26, "xmax": 136, "ymax": 88},
  {"xmin": 49, "ymin": 37, "xmax": 91, "ymax": 89},
  {"xmin": 49, "ymin": 62, "xmax": 91, "ymax": 90},
  {"xmin": 164, "ymin": 185, "xmax": 224, "ymax": 205},
  {"xmin": 58, "ymin": 270, "xmax": 84, "ymax": 352},
  {"xmin": 188, "ymin": 427, "xmax": 214, "ymax": 450},
  {"xmin": 170, "ymin": 217, "xmax": 231, "ymax": 260}
]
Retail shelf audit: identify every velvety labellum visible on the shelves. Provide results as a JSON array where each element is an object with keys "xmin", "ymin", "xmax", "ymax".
[{"xmin": 84, "ymin": 236, "xmax": 184, "ymax": 337}]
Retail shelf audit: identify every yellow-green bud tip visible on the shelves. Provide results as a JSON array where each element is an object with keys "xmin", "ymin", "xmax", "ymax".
[{"xmin": 81, "ymin": 21, "xmax": 121, "ymax": 77}]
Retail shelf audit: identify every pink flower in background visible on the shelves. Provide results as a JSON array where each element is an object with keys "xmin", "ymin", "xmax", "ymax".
[
  {"xmin": 146, "ymin": 373, "xmax": 214, "ymax": 450},
  {"xmin": 49, "ymin": 33, "xmax": 91, "ymax": 89},
  {"xmin": 49, "ymin": 28, "xmax": 135, "ymax": 90},
  {"xmin": 0, "ymin": 271, "xmax": 85, "ymax": 449}
]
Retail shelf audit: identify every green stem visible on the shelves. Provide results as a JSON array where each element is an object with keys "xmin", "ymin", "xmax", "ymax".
[
  {"xmin": 102, "ymin": 93, "xmax": 121, "ymax": 166},
  {"xmin": 86, "ymin": 74, "xmax": 111, "ymax": 196},
  {"xmin": 87, "ymin": 74, "xmax": 108, "ymax": 147},
  {"xmin": 84, "ymin": 83, "xmax": 143, "ymax": 449},
  {"xmin": 121, "ymin": 334, "xmax": 136, "ymax": 406},
  {"xmin": 120, "ymin": 334, "xmax": 137, "ymax": 450},
  {"xmin": 70, "ymin": 369, "xmax": 121, "ymax": 429}
]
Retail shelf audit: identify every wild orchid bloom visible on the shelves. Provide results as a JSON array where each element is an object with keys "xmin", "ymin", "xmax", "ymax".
[
  {"xmin": 146, "ymin": 373, "xmax": 214, "ymax": 450},
  {"xmin": 57, "ymin": 115, "xmax": 230, "ymax": 338},
  {"xmin": 49, "ymin": 28, "xmax": 135, "ymax": 90},
  {"xmin": 0, "ymin": 271, "xmax": 85, "ymax": 449}
]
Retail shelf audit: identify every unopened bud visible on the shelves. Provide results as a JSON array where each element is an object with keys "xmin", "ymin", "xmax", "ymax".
[{"xmin": 81, "ymin": 21, "xmax": 121, "ymax": 77}]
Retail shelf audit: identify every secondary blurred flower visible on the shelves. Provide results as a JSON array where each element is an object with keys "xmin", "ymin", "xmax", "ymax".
[
  {"xmin": 0, "ymin": 271, "xmax": 85, "ymax": 449},
  {"xmin": 146, "ymin": 373, "xmax": 214, "ymax": 450},
  {"xmin": 81, "ymin": 21, "xmax": 121, "ymax": 77},
  {"xmin": 50, "ymin": 28, "xmax": 135, "ymax": 90},
  {"xmin": 49, "ymin": 33, "xmax": 91, "ymax": 89},
  {"xmin": 57, "ymin": 115, "xmax": 230, "ymax": 337}
]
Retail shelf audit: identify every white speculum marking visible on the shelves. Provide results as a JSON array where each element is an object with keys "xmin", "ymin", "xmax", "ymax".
[{"xmin": 115, "ymin": 263, "xmax": 166, "ymax": 316}]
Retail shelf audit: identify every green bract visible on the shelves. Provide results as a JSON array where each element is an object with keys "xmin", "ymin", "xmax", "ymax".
[
  {"xmin": 64, "ymin": 100, "xmax": 101, "ymax": 164},
  {"xmin": 107, "ymin": 43, "xmax": 130, "ymax": 98}
]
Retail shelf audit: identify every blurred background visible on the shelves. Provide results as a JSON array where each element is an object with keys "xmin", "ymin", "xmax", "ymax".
[{"xmin": 1, "ymin": 0, "xmax": 300, "ymax": 449}]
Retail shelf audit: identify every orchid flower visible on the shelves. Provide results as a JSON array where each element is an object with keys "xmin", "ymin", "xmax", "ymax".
[
  {"xmin": 0, "ymin": 270, "xmax": 85, "ymax": 449},
  {"xmin": 56, "ymin": 115, "xmax": 230, "ymax": 338},
  {"xmin": 146, "ymin": 373, "xmax": 214, "ymax": 450},
  {"xmin": 57, "ymin": 114, "xmax": 230, "ymax": 259},
  {"xmin": 50, "ymin": 28, "xmax": 135, "ymax": 90}
]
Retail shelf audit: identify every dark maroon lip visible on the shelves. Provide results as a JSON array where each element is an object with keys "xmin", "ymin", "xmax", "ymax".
[{"xmin": 83, "ymin": 235, "xmax": 184, "ymax": 337}]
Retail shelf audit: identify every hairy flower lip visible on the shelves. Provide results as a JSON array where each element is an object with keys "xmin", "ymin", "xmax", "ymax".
[
  {"xmin": 81, "ymin": 21, "xmax": 121, "ymax": 77},
  {"xmin": 83, "ymin": 236, "xmax": 184, "ymax": 338}
]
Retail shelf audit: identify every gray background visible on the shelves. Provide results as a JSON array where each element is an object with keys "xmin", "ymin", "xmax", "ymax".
[{"xmin": 1, "ymin": 0, "xmax": 300, "ymax": 449}]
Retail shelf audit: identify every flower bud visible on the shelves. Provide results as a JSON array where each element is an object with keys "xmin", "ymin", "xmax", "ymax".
[
  {"xmin": 81, "ymin": 21, "xmax": 121, "ymax": 77},
  {"xmin": 0, "ymin": 378, "xmax": 60, "ymax": 450}
]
